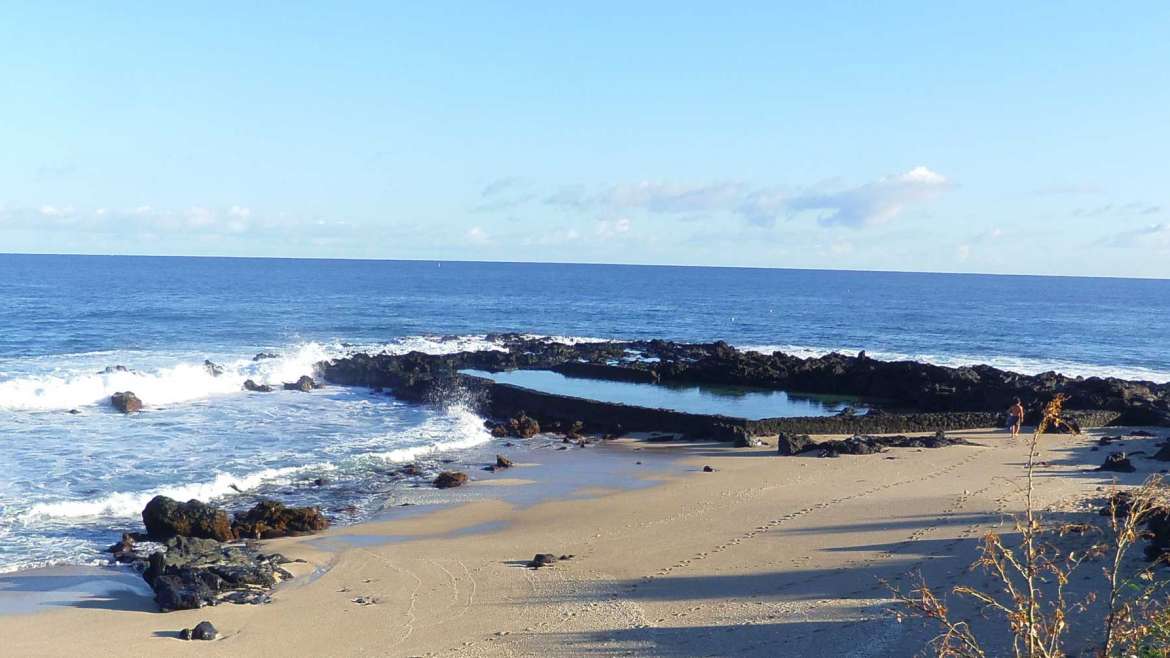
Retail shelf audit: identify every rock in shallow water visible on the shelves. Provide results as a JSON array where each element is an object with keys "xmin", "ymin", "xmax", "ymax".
[
  {"xmin": 283, "ymin": 375, "xmax": 320, "ymax": 392},
  {"xmin": 231, "ymin": 500, "xmax": 329, "ymax": 539},
  {"xmin": 110, "ymin": 391, "xmax": 143, "ymax": 413},
  {"xmin": 433, "ymin": 471, "xmax": 469, "ymax": 489},
  {"xmin": 142, "ymin": 496, "xmax": 234, "ymax": 542},
  {"xmin": 243, "ymin": 379, "xmax": 273, "ymax": 392}
]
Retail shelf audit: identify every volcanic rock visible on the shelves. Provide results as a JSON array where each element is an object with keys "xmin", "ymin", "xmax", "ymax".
[
  {"xmin": 139, "ymin": 535, "xmax": 291, "ymax": 611},
  {"xmin": 243, "ymin": 379, "xmax": 273, "ymax": 392},
  {"xmin": 203, "ymin": 360, "xmax": 224, "ymax": 377},
  {"xmin": 433, "ymin": 471, "xmax": 469, "ymax": 489},
  {"xmin": 1098, "ymin": 453, "xmax": 1137, "ymax": 473},
  {"xmin": 110, "ymin": 391, "xmax": 143, "ymax": 413},
  {"xmin": 776, "ymin": 433, "xmax": 813, "ymax": 456},
  {"xmin": 283, "ymin": 375, "xmax": 319, "ymax": 392},
  {"xmin": 231, "ymin": 500, "xmax": 329, "ymax": 539},
  {"xmin": 180, "ymin": 621, "xmax": 219, "ymax": 641},
  {"xmin": 509, "ymin": 413, "xmax": 540, "ymax": 438},
  {"xmin": 142, "ymin": 496, "xmax": 234, "ymax": 542},
  {"xmin": 527, "ymin": 553, "xmax": 557, "ymax": 568},
  {"xmin": 494, "ymin": 455, "xmax": 513, "ymax": 469}
]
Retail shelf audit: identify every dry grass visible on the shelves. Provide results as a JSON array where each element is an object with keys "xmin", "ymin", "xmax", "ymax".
[{"xmin": 892, "ymin": 396, "xmax": 1170, "ymax": 657}]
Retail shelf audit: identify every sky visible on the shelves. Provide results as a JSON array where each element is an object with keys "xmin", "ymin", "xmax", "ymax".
[{"xmin": 1, "ymin": 2, "xmax": 1168, "ymax": 277}]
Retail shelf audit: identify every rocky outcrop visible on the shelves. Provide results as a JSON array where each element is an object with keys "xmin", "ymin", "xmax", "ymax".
[
  {"xmin": 488, "ymin": 412, "xmax": 540, "ymax": 438},
  {"xmin": 231, "ymin": 500, "xmax": 329, "ymax": 539},
  {"xmin": 243, "ymin": 379, "xmax": 274, "ymax": 392},
  {"xmin": 776, "ymin": 433, "xmax": 813, "ymax": 455},
  {"xmin": 142, "ymin": 496, "xmax": 234, "ymax": 542},
  {"xmin": 110, "ymin": 391, "xmax": 143, "ymax": 413},
  {"xmin": 433, "ymin": 471, "xmax": 468, "ymax": 489},
  {"xmin": 283, "ymin": 375, "xmax": 320, "ymax": 392},
  {"xmin": 138, "ymin": 535, "xmax": 293, "ymax": 611},
  {"xmin": 318, "ymin": 338, "xmax": 1164, "ymax": 440},
  {"xmin": 203, "ymin": 360, "xmax": 224, "ymax": 377},
  {"xmin": 790, "ymin": 431, "xmax": 978, "ymax": 458}
]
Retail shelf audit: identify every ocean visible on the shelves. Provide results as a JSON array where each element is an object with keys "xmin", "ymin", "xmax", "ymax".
[{"xmin": 1, "ymin": 253, "xmax": 1168, "ymax": 573}]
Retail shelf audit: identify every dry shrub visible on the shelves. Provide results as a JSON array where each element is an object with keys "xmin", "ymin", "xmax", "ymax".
[{"xmin": 892, "ymin": 396, "xmax": 1170, "ymax": 657}]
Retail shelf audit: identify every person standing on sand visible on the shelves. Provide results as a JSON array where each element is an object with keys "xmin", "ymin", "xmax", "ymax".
[{"xmin": 1007, "ymin": 397, "xmax": 1025, "ymax": 438}]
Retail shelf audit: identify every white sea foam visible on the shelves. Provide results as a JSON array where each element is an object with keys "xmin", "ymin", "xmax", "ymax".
[
  {"xmin": 518, "ymin": 334, "xmax": 613, "ymax": 345},
  {"xmin": 364, "ymin": 404, "xmax": 492, "ymax": 463},
  {"xmin": 736, "ymin": 343, "xmax": 1170, "ymax": 383},
  {"xmin": 0, "ymin": 342, "xmax": 338, "ymax": 411},
  {"xmin": 18, "ymin": 463, "xmax": 333, "ymax": 522}
]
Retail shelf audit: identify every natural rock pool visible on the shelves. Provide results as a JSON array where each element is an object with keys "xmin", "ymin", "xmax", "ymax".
[{"xmin": 460, "ymin": 369, "xmax": 873, "ymax": 419}]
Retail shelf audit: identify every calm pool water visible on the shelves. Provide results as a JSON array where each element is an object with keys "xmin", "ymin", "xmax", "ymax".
[{"xmin": 461, "ymin": 369, "xmax": 870, "ymax": 419}]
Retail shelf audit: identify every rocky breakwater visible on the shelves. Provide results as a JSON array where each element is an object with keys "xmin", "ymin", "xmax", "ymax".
[
  {"xmin": 116, "ymin": 496, "xmax": 329, "ymax": 611},
  {"xmin": 317, "ymin": 336, "xmax": 1167, "ymax": 439}
]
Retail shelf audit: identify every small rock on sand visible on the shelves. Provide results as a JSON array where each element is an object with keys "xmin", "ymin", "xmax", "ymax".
[{"xmin": 179, "ymin": 621, "xmax": 218, "ymax": 641}]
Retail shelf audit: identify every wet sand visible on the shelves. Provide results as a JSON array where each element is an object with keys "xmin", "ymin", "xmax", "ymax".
[{"xmin": 0, "ymin": 427, "xmax": 1162, "ymax": 657}]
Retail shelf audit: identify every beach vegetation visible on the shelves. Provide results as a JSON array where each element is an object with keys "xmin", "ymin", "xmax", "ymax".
[{"xmin": 892, "ymin": 396, "xmax": 1170, "ymax": 657}]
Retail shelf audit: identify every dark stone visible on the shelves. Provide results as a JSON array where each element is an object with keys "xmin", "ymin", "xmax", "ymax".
[
  {"xmin": 1098, "ymin": 453, "xmax": 1137, "ymax": 473},
  {"xmin": 311, "ymin": 477, "xmax": 329, "ymax": 487},
  {"xmin": 797, "ymin": 432, "xmax": 977, "ymax": 458},
  {"xmin": 101, "ymin": 365, "xmax": 130, "ymax": 373},
  {"xmin": 527, "ymin": 553, "xmax": 557, "ymax": 568},
  {"xmin": 1145, "ymin": 508, "xmax": 1170, "ymax": 561},
  {"xmin": 702, "ymin": 465, "xmax": 715, "ymax": 472},
  {"xmin": 398, "ymin": 464, "xmax": 424, "ymax": 477},
  {"xmin": 776, "ymin": 433, "xmax": 813, "ymax": 456},
  {"xmin": 110, "ymin": 391, "xmax": 143, "ymax": 413},
  {"xmin": 495, "ymin": 455, "xmax": 513, "ymax": 469},
  {"xmin": 253, "ymin": 352, "xmax": 278, "ymax": 361},
  {"xmin": 508, "ymin": 412, "xmax": 540, "ymax": 438},
  {"xmin": 1099, "ymin": 492, "xmax": 1133, "ymax": 518},
  {"xmin": 283, "ymin": 375, "xmax": 319, "ymax": 392},
  {"xmin": 137, "ymin": 535, "xmax": 291, "ymax": 611},
  {"xmin": 231, "ymin": 500, "xmax": 329, "ymax": 539},
  {"xmin": 180, "ymin": 621, "xmax": 219, "ymax": 641},
  {"xmin": 142, "ymin": 496, "xmax": 233, "ymax": 541},
  {"xmin": 1154, "ymin": 443, "xmax": 1170, "ymax": 462},
  {"xmin": 433, "ymin": 471, "xmax": 468, "ymax": 489},
  {"xmin": 243, "ymin": 379, "xmax": 274, "ymax": 392},
  {"xmin": 203, "ymin": 360, "xmax": 224, "ymax": 377}
]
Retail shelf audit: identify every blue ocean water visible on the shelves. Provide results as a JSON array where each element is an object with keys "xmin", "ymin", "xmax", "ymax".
[{"xmin": 1, "ymin": 254, "xmax": 1168, "ymax": 573}]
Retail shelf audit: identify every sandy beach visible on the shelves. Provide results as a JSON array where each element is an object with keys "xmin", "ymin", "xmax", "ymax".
[{"xmin": 1, "ymin": 426, "xmax": 1160, "ymax": 657}]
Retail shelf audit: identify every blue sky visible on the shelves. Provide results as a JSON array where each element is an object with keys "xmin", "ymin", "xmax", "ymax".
[{"xmin": 1, "ymin": 2, "xmax": 1168, "ymax": 277}]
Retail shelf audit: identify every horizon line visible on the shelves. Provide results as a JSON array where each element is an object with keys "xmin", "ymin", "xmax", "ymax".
[{"xmin": 0, "ymin": 250, "xmax": 1165, "ymax": 283}]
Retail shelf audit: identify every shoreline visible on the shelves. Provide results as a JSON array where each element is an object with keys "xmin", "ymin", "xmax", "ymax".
[{"xmin": 2, "ymin": 425, "xmax": 1165, "ymax": 656}]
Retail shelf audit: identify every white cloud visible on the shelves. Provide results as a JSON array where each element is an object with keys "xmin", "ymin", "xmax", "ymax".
[
  {"xmin": 465, "ymin": 226, "xmax": 491, "ymax": 244},
  {"xmin": 787, "ymin": 166, "xmax": 950, "ymax": 228},
  {"xmin": 542, "ymin": 167, "xmax": 950, "ymax": 229},
  {"xmin": 38, "ymin": 205, "xmax": 74, "ymax": 217},
  {"xmin": 1106, "ymin": 223, "xmax": 1170, "ymax": 250},
  {"xmin": 596, "ymin": 217, "xmax": 631, "ymax": 239}
]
